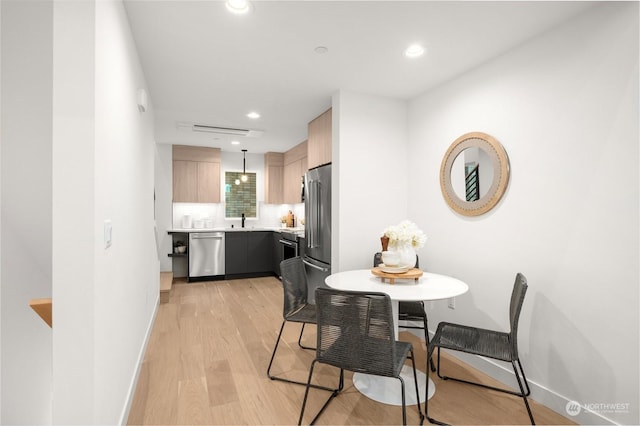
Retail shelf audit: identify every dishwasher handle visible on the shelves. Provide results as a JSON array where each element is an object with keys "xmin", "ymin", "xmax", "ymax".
[{"xmin": 191, "ymin": 233, "xmax": 224, "ymax": 239}]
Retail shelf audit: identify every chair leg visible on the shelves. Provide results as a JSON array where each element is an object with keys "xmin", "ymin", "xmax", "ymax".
[
  {"xmin": 423, "ymin": 318, "xmax": 436, "ymax": 372},
  {"xmin": 298, "ymin": 360, "xmax": 317, "ymax": 425},
  {"xmin": 438, "ymin": 356, "xmax": 531, "ymax": 397},
  {"xmin": 299, "ymin": 364, "xmax": 344, "ymax": 425},
  {"xmin": 398, "ymin": 375, "xmax": 407, "ymax": 426},
  {"xmin": 515, "ymin": 359, "xmax": 532, "ymax": 396},
  {"xmin": 399, "ymin": 318, "xmax": 436, "ymax": 372},
  {"xmin": 267, "ymin": 320, "xmax": 286, "ymax": 380},
  {"xmin": 435, "ymin": 347, "xmax": 443, "ymax": 379},
  {"xmin": 268, "ymin": 320, "xmax": 335, "ymax": 392},
  {"xmin": 409, "ymin": 348, "xmax": 425, "ymax": 423},
  {"xmin": 297, "ymin": 323, "xmax": 315, "ymax": 350},
  {"xmin": 434, "ymin": 348, "xmax": 535, "ymax": 425},
  {"xmin": 424, "ymin": 359, "xmax": 448, "ymax": 425},
  {"xmin": 512, "ymin": 360, "xmax": 535, "ymax": 425}
]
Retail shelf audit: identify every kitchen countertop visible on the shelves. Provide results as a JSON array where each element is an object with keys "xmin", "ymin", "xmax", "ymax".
[{"xmin": 168, "ymin": 227, "xmax": 305, "ymax": 234}]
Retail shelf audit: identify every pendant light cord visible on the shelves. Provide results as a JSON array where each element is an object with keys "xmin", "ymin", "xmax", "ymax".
[
  {"xmin": 241, "ymin": 149, "xmax": 248, "ymax": 183},
  {"xmin": 242, "ymin": 149, "xmax": 247, "ymax": 174}
]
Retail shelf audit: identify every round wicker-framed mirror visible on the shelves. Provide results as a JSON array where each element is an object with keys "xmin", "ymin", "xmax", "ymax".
[{"xmin": 440, "ymin": 132, "xmax": 510, "ymax": 216}]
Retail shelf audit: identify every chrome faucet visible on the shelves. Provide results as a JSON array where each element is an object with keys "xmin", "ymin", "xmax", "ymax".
[{"xmin": 241, "ymin": 213, "xmax": 245, "ymax": 228}]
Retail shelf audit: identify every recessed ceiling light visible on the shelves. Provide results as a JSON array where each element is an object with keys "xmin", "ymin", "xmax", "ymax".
[
  {"xmin": 231, "ymin": 140, "xmax": 240, "ymax": 145},
  {"xmin": 226, "ymin": 0, "xmax": 252, "ymax": 14},
  {"xmin": 404, "ymin": 43, "xmax": 425, "ymax": 58},
  {"xmin": 247, "ymin": 111, "xmax": 260, "ymax": 119},
  {"xmin": 314, "ymin": 46, "xmax": 329, "ymax": 54}
]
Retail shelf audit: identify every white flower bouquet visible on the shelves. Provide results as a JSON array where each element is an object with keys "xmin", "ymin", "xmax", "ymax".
[{"xmin": 382, "ymin": 220, "xmax": 427, "ymax": 249}]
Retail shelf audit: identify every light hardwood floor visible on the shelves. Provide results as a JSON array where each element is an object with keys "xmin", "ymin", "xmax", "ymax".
[{"xmin": 127, "ymin": 277, "xmax": 575, "ymax": 425}]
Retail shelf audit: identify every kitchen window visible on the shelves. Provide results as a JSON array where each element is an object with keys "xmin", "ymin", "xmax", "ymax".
[{"xmin": 225, "ymin": 171, "xmax": 257, "ymax": 218}]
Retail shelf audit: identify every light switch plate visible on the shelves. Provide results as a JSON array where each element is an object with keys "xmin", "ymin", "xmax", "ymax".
[{"xmin": 104, "ymin": 220, "xmax": 112, "ymax": 249}]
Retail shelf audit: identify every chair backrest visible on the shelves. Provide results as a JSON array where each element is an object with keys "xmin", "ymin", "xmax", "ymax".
[
  {"xmin": 373, "ymin": 252, "xmax": 420, "ymax": 268},
  {"xmin": 509, "ymin": 273, "xmax": 528, "ymax": 359},
  {"xmin": 314, "ymin": 287, "xmax": 399, "ymax": 377},
  {"xmin": 280, "ymin": 257, "xmax": 309, "ymax": 319}
]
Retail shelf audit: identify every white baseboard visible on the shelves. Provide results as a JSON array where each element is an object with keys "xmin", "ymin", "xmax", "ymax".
[
  {"xmin": 118, "ymin": 294, "xmax": 159, "ymax": 425},
  {"xmin": 402, "ymin": 326, "xmax": 618, "ymax": 425},
  {"xmin": 440, "ymin": 350, "xmax": 616, "ymax": 425}
]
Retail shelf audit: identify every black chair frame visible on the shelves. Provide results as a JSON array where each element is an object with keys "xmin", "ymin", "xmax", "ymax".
[
  {"xmin": 425, "ymin": 273, "xmax": 535, "ymax": 425},
  {"xmin": 267, "ymin": 257, "xmax": 336, "ymax": 393},
  {"xmin": 298, "ymin": 288, "xmax": 425, "ymax": 426}
]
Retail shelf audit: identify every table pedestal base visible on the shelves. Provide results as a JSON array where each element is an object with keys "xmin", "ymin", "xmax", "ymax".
[{"xmin": 352, "ymin": 365, "xmax": 435, "ymax": 406}]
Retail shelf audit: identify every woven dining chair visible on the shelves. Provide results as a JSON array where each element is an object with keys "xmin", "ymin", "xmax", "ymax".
[
  {"xmin": 298, "ymin": 287, "xmax": 424, "ymax": 425},
  {"xmin": 374, "ymin": 252, "xmax": 435, "ymax": 372},
  {"xmin": 267, "ymin": 257, "xmax": 334, "ymax": 391},
  {"xmin": 425, "ymin": 273, "xmax": 535, "ymax": 425}
]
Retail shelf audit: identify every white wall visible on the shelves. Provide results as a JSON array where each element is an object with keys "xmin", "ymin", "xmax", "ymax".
[
  {"xmin": 0, "ymin": 3, "xmax": 2, "ymax": 421},
  {"xmin": 332, "ymin": 91, "xmax": 409, "ymax": 272},
  {"xmin": 1, "ymin": 1, "xmax": 53, "ymax": 424},
  {"xmin": 155, "ymin": 144, "xmax": 173, "ymax": 272},
  {"xmin": 407, "ymin": 3, "xmax": 638, "ymax": 424},
  {"xmin": 51, "ymin": 2, "xmax": 96, "ymax": 421},
  {"xmin": 94, "ymin": 2, "xmax": 159, "ymax": 423},
  {"xmin": 51, "ymin": 0, "xmax": 158, "ymax": 424}
]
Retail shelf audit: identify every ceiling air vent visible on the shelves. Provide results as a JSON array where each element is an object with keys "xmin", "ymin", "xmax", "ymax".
[
  {"xmin": 189, "ymin": 124, "xmax": 263, "ymax": 138},
  {"xmin": 193, "ymin": 124, "xmax": 249, "ymax": 136}
]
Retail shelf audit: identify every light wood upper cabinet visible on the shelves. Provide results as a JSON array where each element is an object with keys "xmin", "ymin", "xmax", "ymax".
[
  {"xmin": 197, "ymin": 161, "xmax": 220, "ymax": 203},
  {"xmin": 283, "ymin": 159, "xmax": 304, "ymax": 204},
  {"xmin": 307, "ymin": 108, "xmax": 332, "ymax": 170},
  {"xmin": 264, "ymin": 152, "xmax": 284, "ymax": 204},
  {"xmin": 173, "ymin": 160, "xmax": 198, "ymax": 202},
  {"xmin": 172, "ymin": 145, "xmax": 221, "ymax": 203},
  {"xmin": 283, "ymin": 141, "xmax": 307, "ymax": 204}
]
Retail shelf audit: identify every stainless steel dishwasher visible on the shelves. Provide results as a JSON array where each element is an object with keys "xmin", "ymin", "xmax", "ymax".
[{"xmin": 189, "ymin": 232, "xmax": 225, "ymax": 280}]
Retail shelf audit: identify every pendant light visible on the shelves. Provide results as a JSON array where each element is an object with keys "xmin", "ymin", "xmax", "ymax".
[{"xmin": 241, "ymin": 149, "xmax": 248, "ymax": 183}]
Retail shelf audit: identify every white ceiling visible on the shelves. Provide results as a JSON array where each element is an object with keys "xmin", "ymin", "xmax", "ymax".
[{"xmin": 123, "ymin": 1, "xmax": 595, "ymax": 154}]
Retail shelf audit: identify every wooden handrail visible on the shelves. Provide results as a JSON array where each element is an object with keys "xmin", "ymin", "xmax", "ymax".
[{"xmin": 29, "ymin": 298, "xmax": 52, "ymax": 328}]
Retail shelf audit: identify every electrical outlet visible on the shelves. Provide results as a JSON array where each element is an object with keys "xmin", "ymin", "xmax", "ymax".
[{"xmin": 448, "ymin": 297, "xmax": 455, "ymax": 309}]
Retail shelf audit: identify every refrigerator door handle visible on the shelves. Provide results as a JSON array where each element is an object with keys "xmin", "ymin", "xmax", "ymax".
[
  {"xmin": 308, "ymin": 180, "xmax": 321, "ymax": 249},
  {"xmin": 302, "ymin": 258, "xmax": 330, "ymax": 272}
]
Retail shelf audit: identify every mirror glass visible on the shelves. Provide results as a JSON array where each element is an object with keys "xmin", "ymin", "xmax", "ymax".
[
  {"xmin": 451, "ymin": 146, "xmax": 494, "ymax": 201},
  {"xmin": 225, "ymin": 171, "xmax": 257, "ymax": 218},
  {"xmin": 440, "ymin": 132, "xmax": 509, "ymax": 216}
]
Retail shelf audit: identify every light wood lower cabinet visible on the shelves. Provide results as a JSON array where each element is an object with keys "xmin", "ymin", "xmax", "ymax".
[{"xmin": 172, "ymin": 145, "xmax": 221, "ymax": 203}]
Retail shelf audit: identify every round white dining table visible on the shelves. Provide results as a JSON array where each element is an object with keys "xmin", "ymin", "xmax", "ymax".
[{"xmin": 324, "ymin": 269, "xmax": 469, "ymax": 406}]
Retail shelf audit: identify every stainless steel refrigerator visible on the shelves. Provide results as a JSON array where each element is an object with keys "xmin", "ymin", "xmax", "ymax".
[{"xmin": 303, "ymin": 164, "xmax": 331, "ymax": 303}]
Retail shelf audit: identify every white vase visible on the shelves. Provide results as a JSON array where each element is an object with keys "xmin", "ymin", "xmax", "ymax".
[{"xmin": 397, "ymin": 245, "xmax": 417, "ymax": 268}]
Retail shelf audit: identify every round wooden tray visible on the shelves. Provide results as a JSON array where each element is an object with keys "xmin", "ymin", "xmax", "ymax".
[{"xmin": 371, "ymin": 267, "xmax": 423, "ymax": 284}]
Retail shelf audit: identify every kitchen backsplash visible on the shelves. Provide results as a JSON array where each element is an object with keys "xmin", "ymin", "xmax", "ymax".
[{"xmin": 172, "ymin": 202, "xmax": 304, "ymax": 229}]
